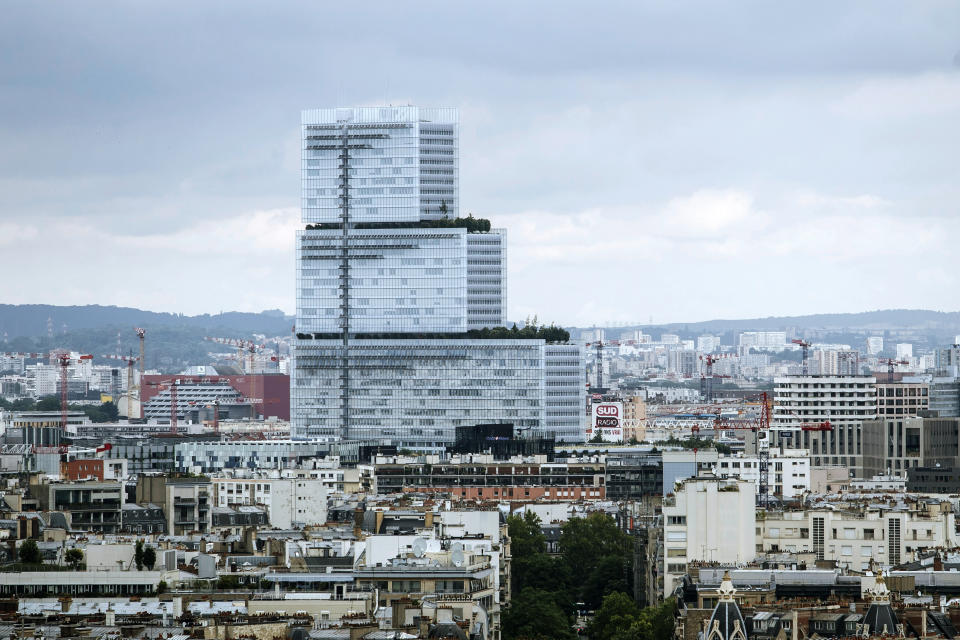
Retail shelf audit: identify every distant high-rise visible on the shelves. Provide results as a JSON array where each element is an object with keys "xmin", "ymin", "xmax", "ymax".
[{"xmin": 291, "ymin": 106, "xmax": 583, "ymax": 447}]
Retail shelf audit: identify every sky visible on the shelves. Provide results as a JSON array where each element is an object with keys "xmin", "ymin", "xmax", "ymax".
[{"xmin": 1, "ymin": 1, "xmax": 958, "ymax": 327}]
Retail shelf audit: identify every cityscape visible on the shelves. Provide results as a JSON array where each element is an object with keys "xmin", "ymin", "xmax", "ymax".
[{"xmin": 1, "ymin": 3, "xmax": 960, "ymax": 640}]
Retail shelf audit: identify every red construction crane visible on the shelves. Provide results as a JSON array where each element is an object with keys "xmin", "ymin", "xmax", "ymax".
[
  {"xmin": 791, "ymin": 339, "xmax": 812, "ymax": 375},
  {"xmin": 1, "ymin": 350, "xmax": 82, "ymax": 430},
  {"xmin": 878, "ymin": 358, "xmax": 910, "ymax": 376}
]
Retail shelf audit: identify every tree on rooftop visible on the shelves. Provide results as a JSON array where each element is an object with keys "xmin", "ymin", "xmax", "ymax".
[
  {"xmin": 143, "ymin": 546, "xmax": 156, "ymax": 570},
  {"xmin": 65, "ymin": 548, "xmax": 83, "ymax": 569},
  {"xmin": 19, "ymin": 539, "xmax": 41, "ymax": 565}
]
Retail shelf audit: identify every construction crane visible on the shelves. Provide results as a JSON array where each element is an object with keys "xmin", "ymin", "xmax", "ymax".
[
  {"xmin": 101, "ymin": 353, "xmax": 140, "ymax": 417},
  {"xmin": 1, "ymin": 350, "xmax": 79, "ymax": 430},
  {"xmin": 134, "ymin": 328, "xmax": 146, "ymax": 378},
  {"xmin": 878, "ymin": 358, "xmax": 910, "ymax": 376},
  {"xmin": 584, "ymin": 340, "xmax": 638, "ymax": 390},
  {"xmin": 144, "ymin": 378, "xmax": 184, "ymax": 435},
  {"xmin": 791, "ymin": 339, "xmax": 812, "ymax": 375},
  {"xmin": 699, "ymin": 354, "xmax": 732, "ymax": 402}
]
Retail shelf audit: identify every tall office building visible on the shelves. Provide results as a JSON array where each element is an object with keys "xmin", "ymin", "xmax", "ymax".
[{"xmin": 292, "ymin": 106, "xmax": 583, "ymax": 447}]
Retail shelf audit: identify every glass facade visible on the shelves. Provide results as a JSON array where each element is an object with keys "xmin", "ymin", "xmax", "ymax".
[
  {"xmin": 292, "ymin": 105, "xmax": 583, "ymax": 446},
  {"xmin": 293, "ymin": 339, "xmax": 545, "ymax": 447},
  {"xmin": 301, "ymin": 106, "xmax": 458, "ymax": 224}
]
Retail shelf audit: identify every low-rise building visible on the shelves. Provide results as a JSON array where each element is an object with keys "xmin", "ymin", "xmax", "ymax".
[
  {"xmin": 714, "ymin": 449, "xmax": 810, "ymax": 501},
  {"xmin": 212, "ymin": 476, "xmax": 327, "ymax": 528}
]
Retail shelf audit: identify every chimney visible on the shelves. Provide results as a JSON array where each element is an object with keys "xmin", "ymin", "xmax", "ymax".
[
  {"xmin": 934, "ymin": 553, "xmax": 944, "ymax": 571},
  {"xmin": 105, "ymin": 606, "xmax": 115, "ymax": 627}
]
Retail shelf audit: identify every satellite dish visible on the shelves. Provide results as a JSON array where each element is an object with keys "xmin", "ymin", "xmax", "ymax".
[
  {"xmin": 413, "ymin": 538, "xmax": 426, "ymax": 558},
  {"xmin": 452, "ymin": 549, "xmax": 465, "ymax": 567}
]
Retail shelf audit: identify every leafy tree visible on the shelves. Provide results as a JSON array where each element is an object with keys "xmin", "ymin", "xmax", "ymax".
[
  {"xmin": 502, "ymin": 588, "xmax": 577, "ymax": 640},
  {"xmin": 217, "ymin": 575, "xmax": 240, "ymax": 589},
  {"xmin": 558, "ymin": 513, "xmax": 633, "ymax": 608},
  {"xmin": 143, "ymin": 546, "xmax": 157, "ymax": 570},
  {"xmin": 19, "ymin": 539, "xmax": 42, "ymax": 565},
  {"xmin": 507, "ymin": 511, "xmax": 546, "ymax": 558},
  {"xmin": 134, "ymin": 539, "xmax": 145, "ymax": 570},
  {"xmin": 36, "ymin": 396, "xmax": 60, "ymax": 411},
  {"xmin": 589, "ymin": 431, "xmax": 605, "ymax": 444},
  {"xmin": 587, "ymin": 592, "xmax": 641, "ymax": 640},
  {"xmin": 65, "ymin": 548, "xmax": 84, "ymax": 569},
  {"xmin": 156, "ymin": 580, "xmax": 168, "ymax": 595}
]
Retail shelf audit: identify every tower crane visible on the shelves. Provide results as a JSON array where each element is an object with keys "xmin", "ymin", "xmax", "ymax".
[
  {"xmin": 584, "ymin": 339, "xmax": 638, "ymax": 390},
  {"xmin": 791, "ymin": 339, "xmax": 812, "ymax": 375},
  {"xmin": 134, "ymin": 328, "xmax": 146, "ymax": 379},
  {"xmin": 101, "ymin": 353, "xmax": 140, "ymax": 417},
  {"xmin": 878, "ymin": 358, "xmax": 910, "ymax": 376},
  {"xmin": 0, "ymin": 350, "xmax": 81, "ymax": 430},
  {"xmin": 699, "ymin": 354, "xmax": 732, "ymax": 402}
]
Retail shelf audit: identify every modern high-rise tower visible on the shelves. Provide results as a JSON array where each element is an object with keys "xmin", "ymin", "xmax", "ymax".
[{"xmin": 291, "ymin": 106, "xmax": 584, "ymax": 448}]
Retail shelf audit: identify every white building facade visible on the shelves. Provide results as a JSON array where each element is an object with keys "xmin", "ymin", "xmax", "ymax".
[
  {"xmin": 662, "ymin": 477, "xmax": 756, "ymax": 595},
  {"xmin": 714, "ymin": 449, "xmax": 811, "ymax": 500}
]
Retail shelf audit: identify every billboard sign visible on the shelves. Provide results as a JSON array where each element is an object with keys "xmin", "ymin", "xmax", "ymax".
[{"xmin": 588, "ymin": 401, "xmax": 624, "ymax": 442}]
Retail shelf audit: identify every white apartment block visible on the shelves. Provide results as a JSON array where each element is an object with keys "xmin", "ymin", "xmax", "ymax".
[
  {"xmin": 697, "ymin": 335, "xmax": 719, "ymax": 354},
  {"xmin": 757, "ymin": 500, "xmax": 957, "ymax": 570},
  {"xmin": 772, "ymin": 376, "xmax": 876, "ymax": 476},
  {"xmin": 866, "ymin": 336, "xmax": 884, "ymax": 356},
  {"xmin": 897, "ymin": 343, "xmax": 914, "ymax": 361},
  {"xmin": 714, "ymin": 450, "xmax": 811, "ymax": 500},
  {"xmin": 662, "ymin": 477, "xmax": 756, "ymax": 595},
  {"xmin": 739, "ymin": 331, "xmax": 786, "ymax": 351},
  {"xmin": 212, "ymin": 477, "xmax": 328, "ymax": 529}
]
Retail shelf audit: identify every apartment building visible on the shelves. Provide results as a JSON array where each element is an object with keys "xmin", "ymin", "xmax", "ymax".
[
  {"xmin": 875, "ymin": 381, "xmax": 929, "ymax": 418},
  {"xmin": 772, "ymin": 376, "xmax": 876, "ymax": 476},
  {"xmin": 212, "ymin": 476, "xmax": 328, "ymax": 528},
  {"xmin": 662, "ymin": 476, "xmax": 756, "ymax": 595},
  {"xmin": 758, "ymin": 499, "xmax": 957, "ymax": 569},
  {"xmin": 714, "ymin": 449, "xmax": 811, "ymax": 500}
]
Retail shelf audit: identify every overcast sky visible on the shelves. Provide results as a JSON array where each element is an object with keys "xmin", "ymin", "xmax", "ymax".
[{"xmin": 1, "ymin": 1, "xmax": 958, "ymax": 326}]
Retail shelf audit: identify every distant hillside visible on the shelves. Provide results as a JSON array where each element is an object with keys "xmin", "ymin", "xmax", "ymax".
[
  {"xmin": 0, "ymin": 305, "xmax": 294, "ymax": 373},
  {"xmin": 0, "ymin": 304, "xmax": 293, "ymax": 338}
]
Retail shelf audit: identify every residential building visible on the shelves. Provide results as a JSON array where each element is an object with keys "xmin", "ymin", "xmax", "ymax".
[
  {"xmin": 373, "ymin": 453, "xmax": 606, "ymax": 500},
  {"xmin": 31, "ymin": 479, "xmax": 124, "ymax": 534},
  {"xmin": 757, "ymin": 498, "xmax": 957, "ymax": 569},
  {"xmin": 135, "ymin": 476, "xmax": 212, "ymax": 535},
  {"xmin": 896, "ymin": 343, "xmax": 914, "ymax": 361},
  {"xmin": 866, "ymin": 336, "xmax": 884, "ymax": 356},
  {"xmin": 662, "ymin": 448, "xmax": 720, "ymax": 494},
  {"xmin": 771, "ymin": 376, "xmax": 876, "ymax": 476},
  {"xmin": 291, "ymin": 106, "xmax": 583, "ymax": 447},
  {"xmin": 714, "ymin": 449, "xmax": 810, "ymax": 500},
  {"xmin": 622, "ymin": 394, "xmax": 647, "ymax": 441},
  {"xmin": 739, "ymin": 332, "xmax": 786, "ymax": 351},
  {"xmin": 662, "ymin": 476, "xmax": 756, "ymax": 595},
  {"xmin": 605, "ymin": 450, "xmax": 663, "ymax": 500},
  {"xmin": 212, "ymin": 477, "xmax": 328, "ymax": 528},
  {"xmin": 875, "ymin": 381, "xmax": 929, "ymax": 417}
]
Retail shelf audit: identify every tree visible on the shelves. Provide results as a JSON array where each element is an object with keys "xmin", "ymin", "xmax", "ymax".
[
  {"xmin": 439, "ymin": 200, "xmax": 449, "ymax": 218},
  {"xmin": 558, "ymin": 513, "xmax": 633, "ymax": 608},
  {"xmin": 589, "ymin": 431, "xmax": 605, "ymax": 444},
  {"xmin": 65, "ymin": 548, "xmax": 83, "ymax": 569},
  {"xmin": 36, "ymin": 396, "xmax": 59, "ymax": 411},
  {"xmin": 18, "ymin": 539, "xmax": 42, "ymax": 565},
  {"xmin": 587, "ymin": 592, "xmax": 641, "ymax": 640},
  {"xmin": 501, "ymin": 588, "xmax": 577, "ymax": 640},
  {"xmin": 142, "ymin": 546, "xmax": 157, "ymax": 570},
  {"xmin": 507, "ymin": 511, "xmax": 546, "ymax": 558},
  {"xmin": 587, "ymin": 594, "xmax": 677, "ymax": 640},
  {"xmin": 134, "ymin": 539, "xmax": 145, "ymax": 570},
  {"xmin": 156, "ymin": 580, "xmax": 168, "ymax": 595}
]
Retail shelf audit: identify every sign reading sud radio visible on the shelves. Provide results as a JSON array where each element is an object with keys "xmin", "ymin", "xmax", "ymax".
[{"xmin": 587, "ymin": 401, "xmax": 624, "ymax": 443}]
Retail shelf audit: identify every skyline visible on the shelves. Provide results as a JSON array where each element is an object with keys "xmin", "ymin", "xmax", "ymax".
[{"xmin": 1, "ymin": 2, "xmax": 959, "ymax": 325}]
